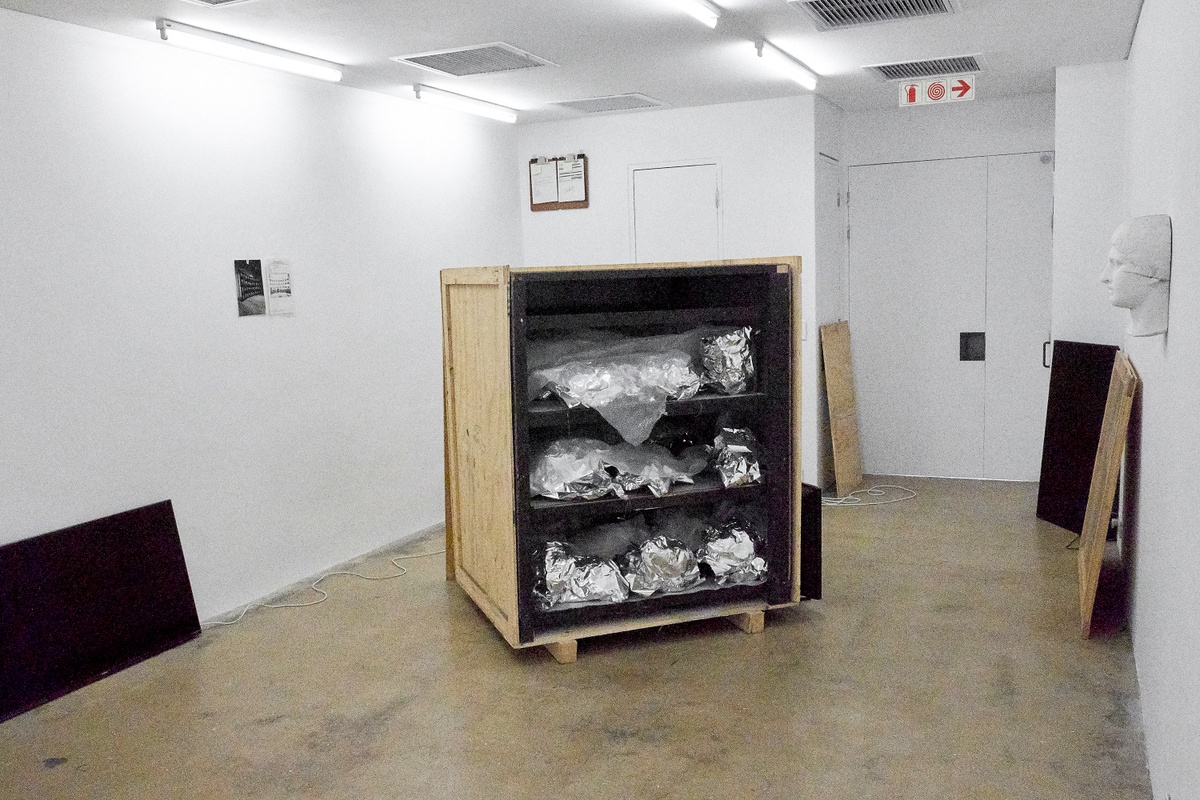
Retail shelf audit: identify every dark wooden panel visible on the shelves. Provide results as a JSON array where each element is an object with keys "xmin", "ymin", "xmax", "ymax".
[
  {"xmin": 528, "ymin": 477, "xmax": 768, "ymax": 520},
  {"xmin": 521, "ymin": 268, "xmax": 773, "ymax": 316},
  {"xmin": 526, "ymin": 306, "xmax": 762, "ymax": 333},
  {"xmin": 527, "ymin": 391, "xmax": 767, "ymax": 430},
  {"xmin": 509, "ymin": 277, "xmax": 538, "ymax": 644},
  {"xmin": 530, "ymin": 581, "xmax": 767, "ymax": 634},
  {"xmin": 0, "ymin": 501, "xmax": 199, "ymax": 721},
  {"xmin": 1036, "ymin": 341, "xmax": 1119, "ymax": 533},
  {"xmin": 762, "ymin": 269, "xmax": 794, "ymax": 606},
  {"xmin": 800, "ymin": 483, "xmax": 822, "ymax": 600}
]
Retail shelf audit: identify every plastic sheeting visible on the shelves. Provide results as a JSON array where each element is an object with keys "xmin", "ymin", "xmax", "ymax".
[
  {"xmin": 528, "ymin": 328, "xmax": 755, "ymax": 444},
  {"xmin": 528, "ymin": 332, "xmax": 702, "ymax": 444}
]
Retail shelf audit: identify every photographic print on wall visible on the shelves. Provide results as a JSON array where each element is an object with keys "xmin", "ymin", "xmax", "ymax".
[
  {"xmin": 264, "ymin": 259, "xmax": 294, "ymax": 316},
  {"xmin": 234, "ymin": 258, "xmax": 294, "ymax": 317},
  {"xmin": 234, "ymin": 259, "xmax": 266, "ymax": 317}
]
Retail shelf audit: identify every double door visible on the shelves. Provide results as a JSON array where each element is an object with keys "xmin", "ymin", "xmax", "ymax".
[{"xmin": 847, "ymin": 152, "xmax": 1053, "ymax": 480}]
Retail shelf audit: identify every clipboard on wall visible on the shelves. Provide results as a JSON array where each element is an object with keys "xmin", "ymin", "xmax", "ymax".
[{"xmin": 529, "ymin": 154, "xmax": 589, "ymax": 211}]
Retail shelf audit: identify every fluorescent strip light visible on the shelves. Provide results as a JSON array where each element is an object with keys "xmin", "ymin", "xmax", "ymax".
[
  {"xmin": 755, "ymin": 38, "xmax": 818, "ymax": 91},
  {"xmin": 156, "ymin": 19, "xmax": 343, "ymax": 83},
  {"xmin": 673, "ymin": 0, "xmax": 722, "ymax": 28},
  {"xmin": 411, "ymin": 84, "xmax": 518, "ymax": 124}
]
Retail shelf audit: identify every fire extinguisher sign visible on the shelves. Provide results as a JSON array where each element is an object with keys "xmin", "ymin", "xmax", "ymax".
[{"xmin": 899, "ymin": 75, "xmax": 975, "ymax": 107}]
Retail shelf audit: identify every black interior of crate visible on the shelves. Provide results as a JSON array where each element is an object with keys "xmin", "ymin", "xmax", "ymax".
[
  {"xmin": 510, "ymin": 266, "xmax": 793, "ymax": 643},
  {"xmin": 521, "ymin": 267, "xmax": 772, "ymax": 316}
]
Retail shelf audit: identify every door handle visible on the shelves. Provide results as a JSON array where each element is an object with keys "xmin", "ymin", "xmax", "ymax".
[{"xmin": 1043, "ymin": 340, "xmax": 1051, "ymax": 368}]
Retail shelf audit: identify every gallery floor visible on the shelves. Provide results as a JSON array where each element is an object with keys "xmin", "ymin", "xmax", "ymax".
[{"xmin": 0, "ymin": 478, "xmax": 1151, "ymax": 799}]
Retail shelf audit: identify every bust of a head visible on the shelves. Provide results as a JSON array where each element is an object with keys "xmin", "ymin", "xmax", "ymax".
[{"xmin": 1101, "ymin": 214, "xmax": 1173, "ymax": 336}]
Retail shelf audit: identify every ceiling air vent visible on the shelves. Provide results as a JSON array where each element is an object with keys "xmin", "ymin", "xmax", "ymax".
[
  {"xmin": 865, "ymin": 54, "xmax": 983, "ymax": 81},
  {"xmin": 552, "ymin": 94, "xmax": 664, "ymax": 114},
  {"xmin": 788, "ymin": 0, "xmax": 960, "ymax": 31},
  {"xmin": 177, "ymin": 0, "xmax": 260, "ymax": 7},
  {"xmin": 391, "ymin": 43, "xmax": 555, "ymax": 77}
]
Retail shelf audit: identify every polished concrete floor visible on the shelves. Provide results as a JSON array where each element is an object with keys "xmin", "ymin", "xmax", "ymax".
[{"xmin": 1, "ymin": 478, "xmax": 1151, "ymax": 799}]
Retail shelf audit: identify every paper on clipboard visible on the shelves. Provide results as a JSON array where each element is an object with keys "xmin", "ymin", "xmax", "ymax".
[
  {"xmin": 265, "ymin": 259, "xmax": 294, "ymax": 316},
  {"xmin": 530, "ymin": 161, "xmax": 558, "ymax": 205},
  {"xmin": 557, "ymin": 157, "xmax": 586, "ymax": 203}
]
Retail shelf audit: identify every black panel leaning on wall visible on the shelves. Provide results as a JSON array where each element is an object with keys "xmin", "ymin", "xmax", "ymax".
[
  {"xmin": 1036, "ymin": 341, "xmax": 1120, "ymax": 534},
  {"xmin": 0, "ymin": 501, "xmax": 200, "ymax": 722}
]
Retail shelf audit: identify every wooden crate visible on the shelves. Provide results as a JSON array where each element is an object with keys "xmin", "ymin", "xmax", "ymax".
[{"xmin": 441, "ymin": 259, "xmax": 805, "ymax": 662}]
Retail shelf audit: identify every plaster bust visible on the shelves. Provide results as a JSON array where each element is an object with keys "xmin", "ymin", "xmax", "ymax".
[{"xmin": 1101, "ymin": 214, "xmax": 1173, "ymax": 337}]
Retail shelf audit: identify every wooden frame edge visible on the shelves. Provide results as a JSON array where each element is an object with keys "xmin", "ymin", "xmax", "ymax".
[
  {"xmin": 1078, "ymin": 351, "xmax": 1139, "ymax": 638},
  {"xmin": 440, "ymin": 266, "xmax": 511, "ymax": 582},
  {"xmin": 789, "ymin": 258, "xmax": 804, "ymax": 602},
  {"xmin": 513, "ymin": 256, "xmax": 800, "ymax": 274}
]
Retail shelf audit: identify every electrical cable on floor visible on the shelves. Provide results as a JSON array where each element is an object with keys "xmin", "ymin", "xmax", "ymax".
[
  {"xmin": 1065, "ymin": 533, "xmax": 1081, "ymax": 550},
  {"xmin": 203, "ymin": 548, "xmax": 446, "ymax": 629},
  {"xmin": 822, "ymin": 484, "xmax": 917, "ymax": 507}
]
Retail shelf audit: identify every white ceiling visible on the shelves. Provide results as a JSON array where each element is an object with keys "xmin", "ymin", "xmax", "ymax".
[{"xmin": 0, "ymin": 0, "xmax": 1144, "ymax": 122}]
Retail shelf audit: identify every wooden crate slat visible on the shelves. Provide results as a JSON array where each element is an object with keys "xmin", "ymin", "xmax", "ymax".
[{"xmin": 441, "ymin": 267, "xmax": 521, "ymax": 647}]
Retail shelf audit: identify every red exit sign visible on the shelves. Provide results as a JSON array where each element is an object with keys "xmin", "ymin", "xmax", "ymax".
[{"xmin": 900, "ymin": 75, "xmax": 975, "ymax": 107}]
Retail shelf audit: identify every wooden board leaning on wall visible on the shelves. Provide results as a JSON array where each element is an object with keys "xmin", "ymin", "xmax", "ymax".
[
  {"xmin": 1078, "ymin": 351, "xmax": 1138, "ymax": 638},
  {"xmin": 820, "ymin": 321, "xmax": 864, "ymax": 498}
]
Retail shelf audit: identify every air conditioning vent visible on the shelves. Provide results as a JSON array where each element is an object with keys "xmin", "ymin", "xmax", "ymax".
[
  {"xmin": 391, "ymin": 43, "xmax": 555, "ymax": 77},
  {"xmin": 177, "ymin": 0, "xmax": 260, "ymax": 7},
  {"xmin": 788, "ymin": 0, "xmax": 960, "ymax": 31},
  {"xmin": 866, "ymin": 54, "xmax": 983, "ymax": 81},
  {"xmin": 553, "ymin": 93, "xmax": 665, "ymax": 114}
]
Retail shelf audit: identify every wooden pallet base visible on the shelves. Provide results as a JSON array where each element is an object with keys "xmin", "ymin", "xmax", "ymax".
[
  {"xmin": 727, "ymin": 610, "xmax": 765, "ymax": 634},
  {"xmin": 543, "ymin": 640, "xmax": 578, "ymax": 664},
  {"xmin": 539, "ymin": 608, "xmax": 768, "ymax": 664}
]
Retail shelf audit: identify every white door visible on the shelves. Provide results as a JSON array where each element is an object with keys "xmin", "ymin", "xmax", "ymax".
[
  {"xmin": 847, "ymin": 154, "xmax": 1053, "ymax": 480},
  {"xmin": 632, "ymin": 163, "xmax": 720, "ymax": 263},
  {"xmin": 848, "ymin": 157, "xmax": 989, "ymax": 478},
  {"xmin": 984, "ymin": 153, "xmax": 1054, "ymax": 480}
]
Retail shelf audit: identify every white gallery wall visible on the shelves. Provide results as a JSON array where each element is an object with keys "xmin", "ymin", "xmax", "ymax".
[
  {"xmin": 517, "ymin": 96, "xmax": 816, "ymax": 269},
  {"xmin": 0, "ymin": 9, "xmax": 522, "ymax": 619},
  {"xmin": 843, "ymin": 93, "xmax": 1055, "ymax": 167},
  {"xmin": 1052, "ymin": 63, "xmax": 1128, "ymax": 345},
  {"xmin": 1053, "ymin": 3, "xmax": 1200, "ymax": 794},
  {"xmin": 515, "ymin": 96, "xmax": 821, "ymax": 481},
  {"xmin": 811, "ymin": 95, "xmax": 847, "ymax": 488},
  {"xmin": 1120, "ymin": 0, "xmax": 1200, "ymax": 794}
]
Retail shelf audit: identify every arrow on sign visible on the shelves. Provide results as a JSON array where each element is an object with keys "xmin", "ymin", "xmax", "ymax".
[{"xmin": 952, "ymin": 78, "xmax": 972, "ymax": 98}]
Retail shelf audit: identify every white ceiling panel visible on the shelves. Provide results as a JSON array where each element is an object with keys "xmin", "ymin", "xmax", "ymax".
[{"xmin": 0, "ymin": 0, "xmax": 1144, "ymax": 121}]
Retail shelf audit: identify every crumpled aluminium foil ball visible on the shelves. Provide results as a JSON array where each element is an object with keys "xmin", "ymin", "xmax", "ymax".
[
  {"xmin": 536, "ymin": 541, "xmax": 629, "ymax": 609},
  {"xmin": 603, "ymin": 442, "xmax": 709, "ymax": 498},
  {"xmin": 713, "ymin": 427, "xmax": 763, "ymax": 488},
  {"xmin": 699, "ymin": 524, "xmax": 768, "ymax": 586},
  {"xmin": 528, "ymin": 438, "xmax": 615, "ymax": 500},
  {"xmin": 702, "ymin": 327, "xmax": 755, "ymax": 395},
  {"xmin": 620, "ymin": 535, "xmax": 704, "ymax": 597}
]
